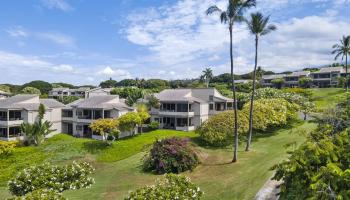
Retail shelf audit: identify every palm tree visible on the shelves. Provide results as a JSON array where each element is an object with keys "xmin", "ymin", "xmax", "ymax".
[
  {"xmin": 245, "ymin": 12, "xmax": 276, "ymax": 151},
  {"xmin": 332, "ymin": 35, "xmax": 350, "ymax": 92},
  {"xmin": 200, "ymin": 68, "xmax": 214, "ymax": 88},
  {"xmin": 207, "ymin": 0, "xmax": 256, "ymax": 162}
]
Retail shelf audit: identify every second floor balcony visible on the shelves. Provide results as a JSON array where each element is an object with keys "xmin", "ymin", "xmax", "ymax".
[{"xmin": 0, "ymin": 110, "xmax": 23, "ymax": 121}]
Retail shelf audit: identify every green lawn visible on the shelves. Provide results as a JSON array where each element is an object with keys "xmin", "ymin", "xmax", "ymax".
[
  {"xmin": 63, "ymin": 122, "xmax": 314, "ymax": 200},
  {"xmin": 0, "ymin": 123, "xmax": 315, "ymax": 200},
  {"xmin": 308, "ymin": 88, "xmax": 345, "ymax": 110}
]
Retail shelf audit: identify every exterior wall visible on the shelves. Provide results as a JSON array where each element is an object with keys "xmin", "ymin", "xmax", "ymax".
[{"xmin": 62, "ymin": 107, "xmax": 131, "ymax": 138}]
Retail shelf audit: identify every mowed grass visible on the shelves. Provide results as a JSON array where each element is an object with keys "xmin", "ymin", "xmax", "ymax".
[
  {"xmin": 308, "ymin": 88, "xmax": 345, "ymax": 110},
  {"xmin": 0, "ymin": 130, "xmax": 196, "ymax": 198},
  {"xmin": 63, "ymin": 122, "xmax": 315, "ymax": 200}
]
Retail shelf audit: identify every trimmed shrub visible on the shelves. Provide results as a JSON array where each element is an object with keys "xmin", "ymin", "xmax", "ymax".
[
  {"xmin": 125, "ymin": 174, "xmax": 203, "ymax": 200},
  {"xmin": 196, "ymin": 110, "xmax": 249, "ymax": 147},
  {"xmin": 8, "ymin": 189, "xmax": 66, "ymax": 200},
  {"xmin": 0, "ymin": 141, "xmax": 18, "ymax": 156},
  {"xmin": 143, "ymin": 137, "xmax": 199, "ymax": 174},
  {"xmin": 8, "ymin": 162, "xmax": 95, "ymax": 196},
  {"xmin": 148, "ymin": 121, "xmax": 160, "ymax": 130},
  {"xmin": 242, "ymin": 98, "xmax": 300, "ymax": 130},
  {"xmin": 197, "ymin": 98, "xmax": 300, "ymax": 147}
]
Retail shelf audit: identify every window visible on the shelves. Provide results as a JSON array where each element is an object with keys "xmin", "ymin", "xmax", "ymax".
[
  {"xmin": 76, "ymin": 125, "xmax": 83, "ymax": 131},
  {"xmin": 209, "ymin": 95, "xmax": 214, "ymax": 101},
  {"xmin": 209, "ymin": 104, "xmax": 214, "ymax": 110},
  {"xmin": 62, "ymin": 110, "xmax": 73, "ymax": 118}
]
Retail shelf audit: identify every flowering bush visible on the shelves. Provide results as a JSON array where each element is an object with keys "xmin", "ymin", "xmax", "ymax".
[
  {"xmin": 8, "ymin": 189, "xmax": 66, "ymax": 200},
  {"xmin": 0, "ymin": 141, "xmax": 18, "ymax": 156},
  {"xmin": 143, "ymin": 137, "xmax": 199, "ymax": 174},
  {"xmin": 196, "ymin": 110, "xmax": 249, "ymax": 147},
  {"xmin": 240, "ymin": 87, "xmax": 307, "ymax": 108},
  {"xmin": 8, "ymin": 162, "xmax": 95, "ymax": 196},
  {"xmin": 197, "ymin": 98, "xmax": 299, "ymax": 147},
  {"xmin": 125, "ymin": 174, "xmax": 203, "ymax": 200}
]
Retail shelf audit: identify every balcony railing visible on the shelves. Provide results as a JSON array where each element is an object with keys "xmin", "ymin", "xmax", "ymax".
[{"xmin": 0, "ymin": 117, "xmax": 23, "ymax": 121}]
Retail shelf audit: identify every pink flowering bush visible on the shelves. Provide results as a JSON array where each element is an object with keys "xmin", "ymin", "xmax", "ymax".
[
  {"xmin": 8, "ymin": 161, "xmax": 95, "ymax": 196},
  {"xmin": 143, "ymin": 137, "xmax": 199, "ymax": 174},
  {"xmin": 125, "ymin": 174, "xmax": 203, "ymax": 200}
]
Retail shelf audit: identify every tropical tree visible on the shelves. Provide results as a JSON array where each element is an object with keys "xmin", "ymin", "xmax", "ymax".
[
  {"xmin": 298, "ymin": 77, "xmax": 313, "ymax": 88},
  {"xmin": 207, "ymin": 0, "xmax": 256, "ymax": 162},
  {"xmin": 200, "ymin": 68, "xmax": 214, "ymax": 88},
  {"xmin": 0, "ymin": 85, "xmax": 11, "ymax": 93},
  {"xmin": 136, "ymin": 103, "xmax": 150, "ymax": 134},
  {"xmin": 332, "ymin": 35, "xmax": 350, "ymax": 92},
  {"xmin": 245, "ymin": 12, "xmax": 276, "ymax": 151},
  {"xmin": 271, "ymin": 78, "xmax": 285, "ymax": 89},
  {"xmin": 118, "ymin": 112, "xmax": 141, "ymax": 135},
  {"xmin": 89, "ymin": 118, "xmax": 119, "ymax": 143},
  {"xmin": 21, "ymin": 87, "xmax": 41, "ymax": 95},
  {"xmin": 20, "ymin": 104, "xmax": 55, "ymax": 146}
]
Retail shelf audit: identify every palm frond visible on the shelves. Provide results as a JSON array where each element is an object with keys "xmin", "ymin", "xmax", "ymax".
[
  {"xmin": 220, "ymin": 12, "xmax": 228, "ymax": 23},
  {"xmin": 206, "ymin": 5, "xmax": 222, "ymax": 15}
]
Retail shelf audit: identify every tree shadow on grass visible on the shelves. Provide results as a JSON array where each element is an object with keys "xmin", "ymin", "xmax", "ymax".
[{"xmin": 82, "ymin": 141, "xmax": 110, "ymax": 154}]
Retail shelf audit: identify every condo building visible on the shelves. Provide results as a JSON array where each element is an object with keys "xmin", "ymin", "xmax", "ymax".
[{"xmin": 150, "ymin": 88, "xmax": 234, "ymax": 131}]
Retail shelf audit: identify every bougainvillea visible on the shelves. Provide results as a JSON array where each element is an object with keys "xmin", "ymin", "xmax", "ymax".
[
  {"xmin": 8, "ymin": 162, "xmax": 95, "ymax": 196},
  {"xmin": 125, "ymin": 174, "xmax": 203, "ymax": 200},
  {"xmin": 143, "ymin": 137, "xmax": 199, "ymax": 174}
]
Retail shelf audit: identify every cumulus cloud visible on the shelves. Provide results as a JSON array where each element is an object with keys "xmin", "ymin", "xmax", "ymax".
[
  {"xmin": 98, "ymin": 66, "xmax": 132, "ymax": 79},
  {"xmin": 53, "ymin": 64, "xmax": 75, "ymax": 72},
  {"xmin": 123, "ymin": 0, "xmax": 350, "ymax": 77}
]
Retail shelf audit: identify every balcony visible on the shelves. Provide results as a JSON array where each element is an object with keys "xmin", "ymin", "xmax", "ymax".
[{"xmin": 158, "ymin": 110, "xmax": 195, "ymax": 117}]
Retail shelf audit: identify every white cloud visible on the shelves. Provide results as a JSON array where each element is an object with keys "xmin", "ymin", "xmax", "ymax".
[
  {"xmin": 36, "ymin": 32, "xmax": 76, "ymax": 47},
  {"xmin": 5, "ymin": 26, "xmax": 28, "ymax": 38},
  {"xmin": 40, "ymin": 0, "xmax": 73, "ymax": 11},
  {"xmin": 123, "ymin": 0, "xmax": 350, "ymax": 78},
  {"xmin": 53, "ymin": 64, "xmax": 75, "ymax": 72},
  {"xmin": 97, "ymin": 66, "xmax": 132, "ymax": 78}
]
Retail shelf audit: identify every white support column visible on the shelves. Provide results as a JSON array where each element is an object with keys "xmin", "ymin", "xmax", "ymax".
[{"xmin": 102, "ymin": 109, "xmax": 104, "ymax": 119}]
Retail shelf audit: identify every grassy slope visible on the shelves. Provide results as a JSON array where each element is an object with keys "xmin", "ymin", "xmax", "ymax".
[
  {"xmin": 63, "ymin": 122, "xmax": 315, "ymax": 200},
  {"xmin": 0, "ymin": 130, "xmax": 195, "ymax": 198},
  {"xmin": 309, "ymin": 88, "xmax": 345, "ymax": 110}
]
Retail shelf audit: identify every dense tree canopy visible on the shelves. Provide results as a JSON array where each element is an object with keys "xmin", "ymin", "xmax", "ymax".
[
  {"xmin": 273, "ymin": 94, "xmax": 350, "ymax": 199},
  {"xmin": 21, "ymin": 80, "xmax": 52, "ymax": 94},
  {"xmin": 20, "ymin": 87, "xmax": 41, "ymax": 95}
]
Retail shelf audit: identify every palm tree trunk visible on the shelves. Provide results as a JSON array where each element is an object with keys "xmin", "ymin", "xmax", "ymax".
[
  {"xmin": 346, "ymin": 54, "xmax": 348, "ymax": 92},
  {"xmin": 230, "ymin": 25, "xmax": 239, "ymax": 163},
  {"xmin": 246, "ymin": 35, "xmax": 259, "ymax": 152}
]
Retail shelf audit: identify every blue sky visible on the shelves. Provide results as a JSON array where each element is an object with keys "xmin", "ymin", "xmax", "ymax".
[{"xmin": 0, "ymin": 0, "xmax": 350, "ymax": 85}]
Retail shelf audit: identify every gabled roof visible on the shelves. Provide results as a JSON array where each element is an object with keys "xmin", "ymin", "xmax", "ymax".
[
  {"xmin": 315, "ymin": 67, "xmax": 345, "ymax": 73},
  {"xmin": 286, "ymin": 71, "xmax": 310, "ymax": 77},
  {"xmin": 262, "ymin": 74, "xmax": 287, "ymax": 80},
  {"xmin": 65, "ymin": 95, "xmax": 133, "ymax": 111},
  {"xmin": 155, "ymin": 88, "xmax": 232, "ymax": 103},
  {"xmin": 0, "ymin": 95, "xmax": 64, "ymax": 110}
]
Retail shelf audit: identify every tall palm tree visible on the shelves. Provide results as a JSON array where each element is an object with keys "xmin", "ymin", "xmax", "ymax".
[
  {"xmin": 200, "ymin": 68, "xmax": 214, "ymax": 88},
  {"xmin": 332, "ymin": 35, "xmax": 350, "ymax": 92},
  {"xmin": 245, "ymin": 12, "xmax": 276, "ymax": 152},
  {"xmin": 207, "ymin": 0, "xmax": 256, "ymax": 162}
]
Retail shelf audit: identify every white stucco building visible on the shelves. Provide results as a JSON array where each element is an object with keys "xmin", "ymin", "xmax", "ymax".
[
  {"xmin": 61, "ymin": 95, "xmax": 134, "ymax": 138},
  {"xmin": 0, "ymin": 95, "xmax": 64, "ymax": 141},
  {"xmin": 150, "ymin": 88, "xmax": 234, "ymax": 131}
]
